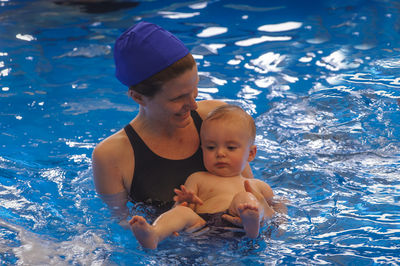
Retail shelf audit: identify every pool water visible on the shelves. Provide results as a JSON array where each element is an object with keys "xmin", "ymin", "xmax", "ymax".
[{"xmin": 1, "ymin": 0, "xmax": 400, "ymax": 264}]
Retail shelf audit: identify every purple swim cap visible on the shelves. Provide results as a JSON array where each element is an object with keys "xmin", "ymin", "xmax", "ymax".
[{"xmin": 114, "ymin": 21, "xmax": 189, "ymax": 87}]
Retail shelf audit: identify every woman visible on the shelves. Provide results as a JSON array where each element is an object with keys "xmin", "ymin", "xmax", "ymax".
[{"xmin": 92, "ymin": 21, "xmax": 253, "ymax": 222}]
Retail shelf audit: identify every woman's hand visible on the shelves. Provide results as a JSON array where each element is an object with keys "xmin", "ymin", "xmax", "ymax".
[{"xmin": 173, "ymin": 185, "xmax": 203, "ymax": 205}]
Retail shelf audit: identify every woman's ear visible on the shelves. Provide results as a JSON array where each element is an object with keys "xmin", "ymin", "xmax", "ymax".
[
  {"xmin": 247, "ymin": 145, "xmax": 257, "ymax": 162},
  {"xmin": 129, "ymin": 90, "xmax": 146, "ymax": 105}
]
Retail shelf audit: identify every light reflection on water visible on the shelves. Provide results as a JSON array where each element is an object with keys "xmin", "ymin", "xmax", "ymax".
[{"xmin": 0, "ymin": 0, "xmax": 400, "ymax": 264}]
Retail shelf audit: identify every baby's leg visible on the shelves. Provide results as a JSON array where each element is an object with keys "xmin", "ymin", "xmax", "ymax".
[
  {"xmin": 129, "ymin": 216, "xmax": 159, "ymax": 249},
  {"xmin": 129, "ymin": 205, "xmax": 205, "ymax": 249},
  {"xmin": 228, "ymin": 192, "xmax": 263, "ymax": 238}
]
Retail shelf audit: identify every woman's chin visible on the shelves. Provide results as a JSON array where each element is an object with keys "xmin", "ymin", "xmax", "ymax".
[{"xmin": 174, "ymin": 112, "xmax": 191, "ymax": 127}]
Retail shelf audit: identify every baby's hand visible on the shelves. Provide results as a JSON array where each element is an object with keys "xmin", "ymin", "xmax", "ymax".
[{"xmin": 173, "ymin": 185, "xmax": 203, "ymax": 205}]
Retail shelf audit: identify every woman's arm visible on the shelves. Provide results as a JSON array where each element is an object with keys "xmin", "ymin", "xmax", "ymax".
[
  {"xmin": 242, "ymin": 164, "xmax": 254, "ymax": 178},
  {"xmin": 92, "ymin": 134, "xmax": 132, "ymax": 224},
  {"xmin": 196, "ymin": 100, "xmax": 226, "ymax": 119},
  {"xmin": 92, "ymin": 139, "xmax": 126, "ymax": 195},
  {"xmin": 99, "ymin": 191, "xmax": 130, "ymax": 228}
]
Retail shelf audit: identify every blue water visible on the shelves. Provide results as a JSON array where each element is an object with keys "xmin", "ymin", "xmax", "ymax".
[{"xmin": 1, "ymin": 0, "xmax": 400, "ymax": 264}]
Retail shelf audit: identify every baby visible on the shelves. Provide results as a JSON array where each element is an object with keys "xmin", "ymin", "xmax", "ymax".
[{"xmin": 129, "ymin": 104, "xmax": 275, "ymax": 249}]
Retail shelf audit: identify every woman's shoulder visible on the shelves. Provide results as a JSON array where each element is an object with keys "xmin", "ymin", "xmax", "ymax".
[
  {"xmin": 92, "ymin": 129, "xmax": 133, "ymax": 194},
  {"xmin": 196, "ymin": 100, "xmax": 226, "ymax": 119},
  {"xmin": 92, "ymin": 129, "xmax": 131, "ymax": 162}
]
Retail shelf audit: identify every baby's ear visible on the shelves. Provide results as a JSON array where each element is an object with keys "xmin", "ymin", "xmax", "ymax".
[{"xmin": 247, "ymin": 145, "xmax": 257, "ymax": 162}]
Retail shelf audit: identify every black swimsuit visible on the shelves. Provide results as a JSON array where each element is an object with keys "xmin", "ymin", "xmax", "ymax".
[
  {"xmin": 124, "ymin": 110, "xmax": 206, "ymax": 207},
  {"xmin": 196, "ymin": 211, "xmax": 245, "ymax": 236}
]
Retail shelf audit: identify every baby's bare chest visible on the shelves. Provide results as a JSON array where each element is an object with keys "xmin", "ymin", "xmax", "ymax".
[{"xmin": 198, "ymin": 178, "xmax": 247, "ymax": 198}]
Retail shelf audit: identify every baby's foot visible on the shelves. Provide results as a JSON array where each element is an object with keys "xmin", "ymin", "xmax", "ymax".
[
  {"xmin": 238, "ymin": 203, "xmax": 261, "ymax": 238},
  {"xmin": 129, "ymin": 216, "xmax": 159, "ymax": 249}
]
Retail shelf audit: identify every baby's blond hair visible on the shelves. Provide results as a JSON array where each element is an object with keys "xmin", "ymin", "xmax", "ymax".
[{"xmin": 203, "ymin": 104, "xmax": 256, "ymax": 144}]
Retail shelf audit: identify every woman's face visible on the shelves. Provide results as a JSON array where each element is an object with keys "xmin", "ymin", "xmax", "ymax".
[{"xmin": 143, "ymin": 65, "xmax": 199, "ymax": 129}]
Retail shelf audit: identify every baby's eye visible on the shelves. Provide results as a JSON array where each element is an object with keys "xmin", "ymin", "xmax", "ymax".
[
  {"xmin": 205, "ymin": 146, "xmax": 215, "ymax": 150},
  {"xmin": 227, "ymin": 146, "xmax": 238, "ymax": 151}
]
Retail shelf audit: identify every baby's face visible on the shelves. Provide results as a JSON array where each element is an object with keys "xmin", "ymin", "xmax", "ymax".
[{"xmin": 200, "ymin": 119, "xmax": 254, "ymax": 177}]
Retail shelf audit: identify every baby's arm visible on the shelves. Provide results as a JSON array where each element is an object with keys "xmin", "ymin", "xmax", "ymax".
[
  {"xmin": 252, "ymin": 180, "xmax": 288, "ymax": 216},
  {"xmin": 173, "ymin": 185, "xmax": 203, "ymax": 206},
  {"xmin": 245, "ymin": 180, "xmax": 275, "ymax": 218},
  {"xmin": 254, "ymin": 180, "xmax": 274, "ymax": 204},
  {"xmin": 173, "ymin": 173, "xmax": 203, "ymax": 208}
]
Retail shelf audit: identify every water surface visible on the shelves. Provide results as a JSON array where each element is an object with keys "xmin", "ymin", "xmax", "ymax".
[{"xmin": 1, "ymin": 0, "xmax": 400, "ymax": 264}]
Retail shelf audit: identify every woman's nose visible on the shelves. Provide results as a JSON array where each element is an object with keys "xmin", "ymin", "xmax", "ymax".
[{"xmin": 189, "ymin": 94, "xmax": 197, "ymax": 110}]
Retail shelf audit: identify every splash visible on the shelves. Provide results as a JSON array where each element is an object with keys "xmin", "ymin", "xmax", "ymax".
[{"xmin": 0, "ymin": 218, "xmax": 112, "ymax": 265}]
